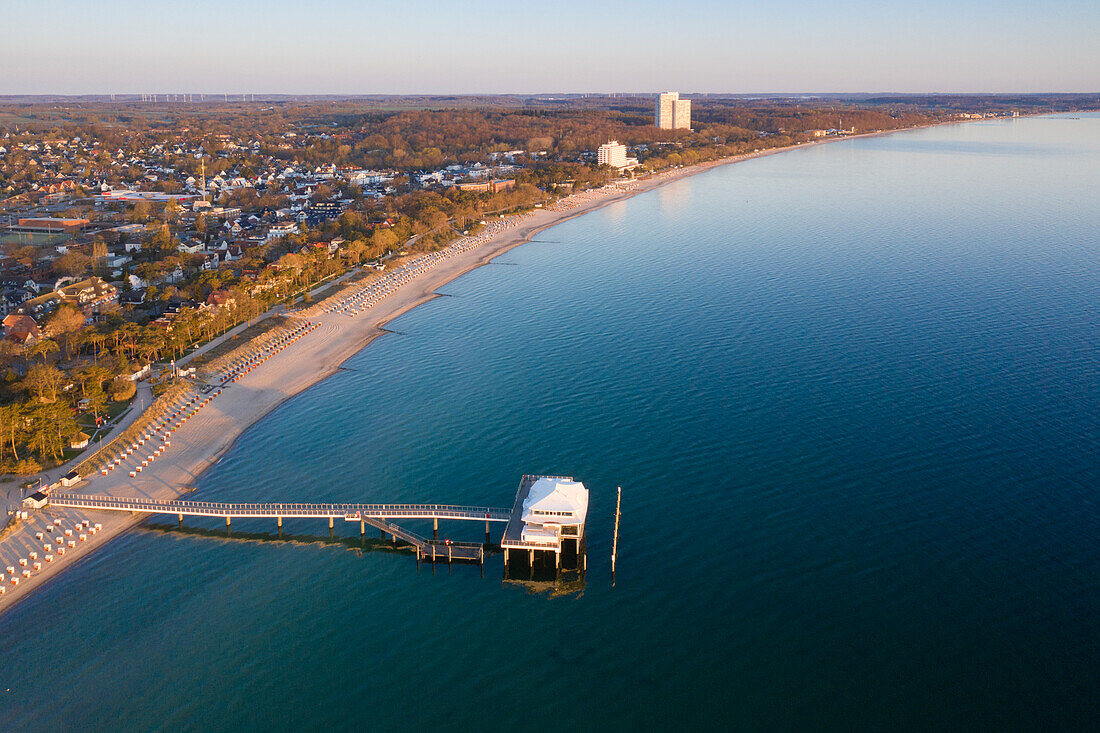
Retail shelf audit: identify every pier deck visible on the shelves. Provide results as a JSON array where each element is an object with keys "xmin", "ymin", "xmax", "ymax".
[
  {"xmin": 49, "ymin": 495, "xmax": 510, "ymax": 523},
  {"xmin": 420, "ymin": 540, "xmax": 485, "ymax": 563},
  {"xmin": 48, "ymin": 494, "xmax": 509, "ymax": 556}
]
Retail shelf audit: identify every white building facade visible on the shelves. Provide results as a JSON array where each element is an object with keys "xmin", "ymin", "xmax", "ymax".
[
  {"xmin": 656, "ymin": 91, "xmax": 691, "ymax": 130},
  {"xmin": 597, "ymin": 140, "xmax": 628, "ymax": 169}
]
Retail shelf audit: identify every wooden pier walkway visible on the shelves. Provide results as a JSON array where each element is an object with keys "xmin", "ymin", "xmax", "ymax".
[{"xmin": 48, "ymin": 494, "xmax": 509, "ymax": 559}]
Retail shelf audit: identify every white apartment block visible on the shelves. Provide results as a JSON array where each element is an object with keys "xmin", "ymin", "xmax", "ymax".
[
  {"xmin": 656, "ymin": 91, "xmax": 691, "ymax": 130},
  {"xmin": 597, "ymin": 140, "xmax": 628, "ymax": 169}
]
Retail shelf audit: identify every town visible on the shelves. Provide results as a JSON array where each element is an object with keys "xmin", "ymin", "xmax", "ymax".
[{"xmin": 0, "ymin": 92, "xmax": 1085, "ymax": 476}]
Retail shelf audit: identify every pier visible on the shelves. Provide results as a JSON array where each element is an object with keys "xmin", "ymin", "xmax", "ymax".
[
  {"xmin": 44, "ymin": 473, "xmax": 591, "ymax": 572},
  {"xmin": 48, "ymin": 494, "xmax": 509, "ymax": 563}
]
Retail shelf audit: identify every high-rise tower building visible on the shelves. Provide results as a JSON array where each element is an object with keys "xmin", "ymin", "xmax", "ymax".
[
  {"xmin": 655, "ymin": 91, "xmax": 691, "ymax": 130},
  {"xmin": 672, "ymin": 98, "xmax": 691, "ymax": 130}
]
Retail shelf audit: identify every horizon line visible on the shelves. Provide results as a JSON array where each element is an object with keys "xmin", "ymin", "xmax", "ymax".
[{"xmin": 1, "ymin": 91, "xmax": 1098, "ymax": 99}]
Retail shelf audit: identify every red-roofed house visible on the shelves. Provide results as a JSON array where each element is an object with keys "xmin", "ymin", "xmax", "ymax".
[
  {"xmin": 206, "ymin": 290, "xmax": 236, "ymax": 309},
  {"xmin": 3, "ymin": 314, "xmax": 42, "ymax": 345}
]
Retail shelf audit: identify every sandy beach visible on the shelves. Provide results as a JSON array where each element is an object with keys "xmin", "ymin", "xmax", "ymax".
[{"xmin": 0, "ymin": 126, "xmax": 936, "ymax": 614}]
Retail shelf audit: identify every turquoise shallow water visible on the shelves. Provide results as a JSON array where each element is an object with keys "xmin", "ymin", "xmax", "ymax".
[{"xmin": 2, "ymin": 114, "xmax": 1099, "ymax": 731}]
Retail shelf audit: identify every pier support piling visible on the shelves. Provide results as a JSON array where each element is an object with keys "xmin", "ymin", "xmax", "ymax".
[
  {"xmin": 277, "ymin": 516, "xmax": 282, "ymax": 531},
  {"xmin": 177, "ymin": 513, "xmax": 183, "ymax": 526},
  {"xmin": 433, "ymin": 518, "xmax": 439, "ymax": 540},
  {"xmin": 225, "ymin": 516, "xmax": 231, "ymax": 530},
  {"xmin": 360, "ymin": 520, "xmax": 365, "ymax": 537},
  {"xmin": 611, "ymin": 486, "xmax": 621, "ymax": 576},
  {"xmin": 328, "ymin": 517, "xmax": 334, "ymax": 530}
]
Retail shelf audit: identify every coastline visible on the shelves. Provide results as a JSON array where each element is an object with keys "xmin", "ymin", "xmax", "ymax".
[{"xmin": 0, "ymin": 119, "xmax": 980, "ymax": 615}]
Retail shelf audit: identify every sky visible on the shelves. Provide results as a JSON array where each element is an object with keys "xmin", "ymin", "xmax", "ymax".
[{"xmin": 3, "ymin": 0, "xmax": 1098, "ymax": 95}]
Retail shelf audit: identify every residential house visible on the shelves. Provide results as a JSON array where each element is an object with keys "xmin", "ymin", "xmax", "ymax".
[
  {"xmin": 266, "ymin": 222, "xmax": 299, "ymax": 241},
  {"xmin": 2, "ymin": 313, "xmax": 42, "ymax": 344},
  {"xmin": 57, "ymin": 276, "xmax": 118, "ymax": 316},
  {"xmin": 206, "ymin": 290, "xmax": 236, "ymax": 309},
  {"xmin": 18, "ymin": 291, "xmax": 62, "ymax": 320}
]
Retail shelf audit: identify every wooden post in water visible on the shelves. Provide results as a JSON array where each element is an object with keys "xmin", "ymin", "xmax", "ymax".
[{"xmin": 611, "ymin": 486, "xmax": 622, "ymax": 576}]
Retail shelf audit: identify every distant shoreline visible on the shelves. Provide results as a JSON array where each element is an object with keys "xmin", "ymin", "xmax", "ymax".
[{"xmin": 0, "ymin": 114, "xmax": 1027, "ymax": 616}]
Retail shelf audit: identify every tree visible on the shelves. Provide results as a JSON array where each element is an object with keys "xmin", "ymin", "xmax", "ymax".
[
  {"xmin": 369, "ymin": 228, "xmax": 398, "ymax": 255},
  {"xmin": 129, "ymin": 201, "xmax": 151, "ymax": 223},
  {"xmin": 53, "ymin": 251, "xmax": 91, "ymax": 278},
  {"xmin": 73, "ymin": 362, "xmax": 111, "ymax": 399},
  {"xmin": 46, "ymin": 304, "xmax": 87, "ymax": 360},
  {"xmin": 345, "ymin": 239, "xmax": 368, "ymax": 264},
  {"xmin": 277, "ymin": 252, "xmax": 304, "ymax": 287},
  {"xmin": 26, "ymin": 401, "xmax": 77, "ymax": 461},
  {"xmin": 136, "ymin": 330, "xmax": 165, "ymax": 365},
  {"xmin": 108, "ymin": 377, "xmax": 136, "ymax": 402},
  {"xmin": 84, "ymin": 381, "xmax": 108, "ymax": 420},
  {"xmin": 12, "ymin": 458, "xmax": 41, "ymax": 476},
  {"xmin": 29, "ymin": 338, "xmax": 59, "ymax": 364},
  {"xmin": 14, "ymin": 246, "xmax": 38, "ymax": 268},
  {"xmin": 87, "ymin": 329, "xmax": 109, "ymax": 363},
  {"xmin": 23, "ymin": 362, "xmax": 66, "ymax": 403},
  {"xmin": 0, "ymin": 403, "xmax": 23, "ymax": 462},
  {"xmin": 115, "ymin": 322, "xmax": 142, "ymax": 360},
  {"xmin": 151, "ymin": 225, "xmax": 175, "ymax": 258},
  {"xmin": 162, "ymin": 200, "xmax": 181, "ymax": 221},
  {"xmin": 91, "ymin": 239, "xmax": 109, "ymax": 276}
]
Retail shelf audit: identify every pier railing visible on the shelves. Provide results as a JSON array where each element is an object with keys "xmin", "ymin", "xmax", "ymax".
[{"xmin": 48, "ymin": 495, "xmax": 511, "ymax": 522}]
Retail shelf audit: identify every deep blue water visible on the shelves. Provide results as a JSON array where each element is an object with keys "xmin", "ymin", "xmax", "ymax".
[{"xmin": 2, "ymin": 114, "xmax": 1098, "ymax": 731}]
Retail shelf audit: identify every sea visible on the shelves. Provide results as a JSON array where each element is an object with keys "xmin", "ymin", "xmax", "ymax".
[{"xmin": 2, "ymin": 113, "xmax": 1098, "ymax": 731}]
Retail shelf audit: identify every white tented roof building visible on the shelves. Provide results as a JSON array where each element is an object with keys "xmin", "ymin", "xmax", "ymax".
[
  {"xmin": 521, "ymin": 478, "xmax": 589, "ymax": 527},
  {"xmin": 503, "ymin": 474, "xmax": 591, "ymax": 557}
]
